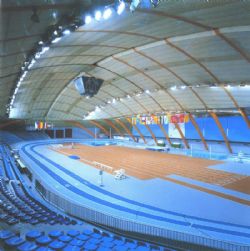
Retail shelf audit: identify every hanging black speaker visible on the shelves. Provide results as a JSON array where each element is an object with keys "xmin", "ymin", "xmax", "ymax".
[{"xmin": 74, "ymin": 76, "xmax": 103, "ymax": 97}]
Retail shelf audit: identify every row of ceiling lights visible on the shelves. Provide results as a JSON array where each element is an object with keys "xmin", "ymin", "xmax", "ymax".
[
  {"xmin": 82, "ymin": 84, "xmax": 249, "ymax": 119},
  {"xmin": 7, "ymin": 1, "xmax": 128, "ymax": 116}
]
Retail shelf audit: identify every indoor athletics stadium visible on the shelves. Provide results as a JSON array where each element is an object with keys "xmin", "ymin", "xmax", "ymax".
[{"xmin": 0, "ymin": 1, "xmax": 250, "ymax": 251}]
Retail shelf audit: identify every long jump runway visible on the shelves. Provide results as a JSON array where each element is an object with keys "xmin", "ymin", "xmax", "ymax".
[{"xmin": 19, "ymin": 140, "xmax": 250, "ymax": 246}]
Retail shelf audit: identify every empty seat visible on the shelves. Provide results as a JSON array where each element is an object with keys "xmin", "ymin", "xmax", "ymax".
[
  {"xmin": 35, "ymin": 236, "xmax": 52, "ymax": 246},
  {"xmin": 17, "ymin": 241, "xmax": 37, "ymax": 251},
  {"xmin": 91, "ymin": 233, "xmax": 102, "ymax": 239},
  {"xmin": 48, "ymin": 240, "xmax": 66, "ymax": 250},
  {"xmin": 63, "ymin": 245, "xmax": 81, "ymax": 251},
  {"xmin": 76, "ymin": 234, "xmax": 89, "ymax": 241},
  {"xmin": 101, "ymin": 241, "xmax": 115, "ymax": 248},
  {"xmin": 88, "ymin": 238, "xmax": 102, "ymax": 245},
  {"xmin": 69, "ymin": 239, "xmax": 84, "ymax": 247},
  {"xmin": 48, "ymin": 230, "xmax": 63, "ymax": 239},
  {"xmin": 36, "ymin": 247, "xmax": 54, "ymax": 251},
  {"xmin": 0, "ymin": 230, "xmax": 15, "ymax": 240},
  {"xmin": 83, "ymin": 242, "xmax": 97, "ymax": 251},
  {"xmin": 26, "ymin": 230, "xmax": 43, "ymax": 241},
  {"xmin": 5, "ymin": 236, "xmax": 25, "ymax": 247},
  {"xmin": 58, "ymin": 235, "xmax": 72, "ymax": 243},
  {"xmin": 82, "ymin": 229, "xmax": 93, "ymax": 236},
  {"xmin": 67, "ymin": 230, "xmax": 80, "ymax": 237}
]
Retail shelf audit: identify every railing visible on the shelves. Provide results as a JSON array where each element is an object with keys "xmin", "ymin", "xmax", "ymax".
[{"xmin": 35, "ymin": 180, "xmax": 249, "ymax": 251}]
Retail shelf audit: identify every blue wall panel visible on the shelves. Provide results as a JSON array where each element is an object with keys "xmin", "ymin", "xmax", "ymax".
[
  {"xmin": 185, "ymin": 121, "xmax": 200, "ymax": 140},
  {"xmin": 72, "ymin": 127, "xmax": 99, "ymax": 139},
  {"xmin": 227, "ymin": 116, "xmax": 250, "ymax": 142},
  {"xmin": 202, "ymin": 117, "xmax": 223, "ymax": 141}
]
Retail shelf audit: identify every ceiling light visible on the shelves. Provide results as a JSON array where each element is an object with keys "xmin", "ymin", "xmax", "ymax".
[
  {"xmin": 22, "ymin": 71, "xmax": 28, "ymax": 77},
  {"xmin": 28, "ymin": 59, "xmax": 36, "ymax": 69},
  {"xmin": 117, "ymin": 1, "xmax": 125, "ymax": 15},
  {"xmin": 52, "ymin": 37, "xmax": 61, "ymax": 43},
  {"xmin": 95, "ymin": 106, "xmax": 101, "ymax": 112},
  {"xmin": 112, "ymin": 98, "xmax": 116, "ymax": 103},
  {"xmin": 170, "ymin": 86, "xmax": 176, "ymax": 91},
  {"xmin": 85, "ymin": 15, "xmax": 92, "ymax": 24},
  {"xmin": 35, "ymin": 52, "xmax": 41, "ymax": 59},
  {"xmin": 103, "ymin": 8, "xmax": 112, "ymax": 20},
  {"xmin": 181, "ymin": 85, "xmax": 186, "ymax": 90},
  {"xmin": 52, "ymin": 12, "xmax": 57, "ymax": 19},
  {"xmin": 126, "ymin": 94, "xmax": 131, "ymax": 98},
  {"xmin": 145, "ymin": 90, "xmax": 150, "ymax": 94},
  {"xmin": 63, "ymin": 30, "xmax": 70, "ymax": 35},
  {"xmin": 94, "ymin": 11, "xmax": 102, "ymax": 21},
  {"xmin": 40, "ymin": 47, "xmax": 50, "ymax": 55}
]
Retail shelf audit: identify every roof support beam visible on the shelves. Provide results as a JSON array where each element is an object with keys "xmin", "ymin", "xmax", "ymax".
[
  {"xmin": 115, "ymin": 119, "xmax": 136, "ymax": 142},
  {"xmin": 89, "ymin": 121, "xmax": 109, "ymax": 136},
  {"xmin": 0, "ymin": 120, "xmax": 22, "ymax": 129},
  {"xmin": 214, "ymin": 29, "xmax": 250, "ymax": 63},
  {"xmin": 103, "ymin": 119, "xmax": 124, "ymax": 137},
  {"xmin": 239, "ymin": 108, "xmax": 250, "ymax": 129},
  {"xmin": 165, "ymin": 39, "xmax": 250, "ymax": 129},
  {"xmin": 126, "ymin": 118, "xmax": 147, "ymax": 144},
  {"xmin": 174, "ymin": 123, "xmax": 190, "ymax": 149},
  {"xmin": 133, "ymin": 49, "xmax": 208, "ymax": 110},
  {"xmin": 209, "ymin": 112, "xmax": 233, "ymax": 154},
  {"xmin": 66, "ymin": 121, "xmax": 95, "ymax": 138},
  {"xmin": 95, "ymin": 65, "xmax": 150, "ymax": 113},
  {"xmin": 145, "ymin": 124, "xmax": 158, "ymax": 145},
  {"xmin": 112, "ymin": 56, "xmax": 184, "ymax": 111},
  {"xmin": 158, "ymin": 124, "xmax": 171, "ymax": 145},
  {"xmin": 189, "ymin": 114, "xmax": 208, "ymax": 151}
]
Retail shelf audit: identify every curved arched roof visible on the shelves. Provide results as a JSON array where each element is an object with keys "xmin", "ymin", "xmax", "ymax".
[{"xmin": 2, "ymin": 1, "xmax": 250, "ymax": 120}]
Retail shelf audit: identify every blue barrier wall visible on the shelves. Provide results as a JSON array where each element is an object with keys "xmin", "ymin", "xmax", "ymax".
[
  {"xmin": 72, "ymin": 127, "xmax": 99, "ymax": 139},
  {"xmin": 132, "ymin": 116, "xmax": 250, "ymax": 143}
]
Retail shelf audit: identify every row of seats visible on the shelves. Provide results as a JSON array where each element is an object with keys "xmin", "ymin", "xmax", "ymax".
[
  {"xmin": 0, "ymin": 228, "xmax": 170, "ymax": 251},
  {"xmin": 13, "ymin": 132, "xmax": 50, "ymax": 141},
  {"xmin": 0, "ymin": 146, "xmax": 16, "ymax": 180},
  {"xmin": 0, "ymin": 145, "xmax": 77, "ymax": 226}
]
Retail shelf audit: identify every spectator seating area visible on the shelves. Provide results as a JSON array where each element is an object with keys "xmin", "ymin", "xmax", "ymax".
[
  {"xmin": 12, "ymin": 132, "xmax": 50, "ymax": 142},
  {"xmin": 0, "ymin": 228, "xmax": 170, "ymax": 251},
  {"xmin": 0, "ymin": 145, "xmax": 77, "ymax": 226}
]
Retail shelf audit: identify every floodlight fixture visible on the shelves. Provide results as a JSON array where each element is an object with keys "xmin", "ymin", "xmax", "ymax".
[
  {"xmin": 95, "ymin": 11, "xmax": 102, "ymax": 21},
  {"xmin": 103, "ymin": 8, "xmax": 112, "ymax": 20}
]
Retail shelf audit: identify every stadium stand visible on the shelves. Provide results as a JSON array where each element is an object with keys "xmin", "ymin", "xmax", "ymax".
[{"xmin": 0, "ymin": 228, "xmax": 170, "ymax": 251}]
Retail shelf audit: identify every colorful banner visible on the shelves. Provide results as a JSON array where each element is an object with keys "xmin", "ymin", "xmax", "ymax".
[
  {"xmin": 35, "ymin": 121, "xmax": 53, "ymax": 130},
  {"xmin": 131, "ymin": 113, "xmax": 189, "ymax": 125}
]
